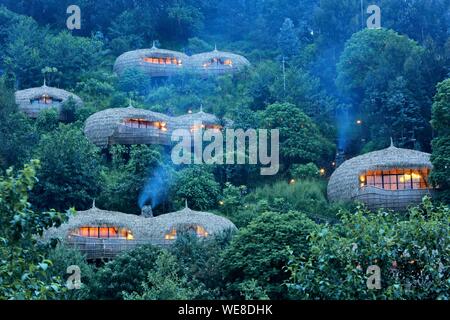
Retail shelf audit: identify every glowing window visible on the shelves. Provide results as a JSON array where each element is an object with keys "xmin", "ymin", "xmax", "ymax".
[
  {"xmin": 164, "ymin": 225, "xmax": 209, "ymax": 240},
  {"xmin": 30, "ymin": 95, "xmax": 62, "ymax": 105},
  {"xmin": 123, "ymin": 118, "xmax": 167, "ymax": 131},
  {"xmin": 71, "ymin": 226, "xmax": 134, "ymax": 240},
  {"xmin": 359, "ymin": 168, "xmax": 430, "ymax": 190},
  {"xmin": 143, "ymin": 56, "xmax": 182, "ymax": 65},
  {"xmin": 202, "ymin": 57, "xmax": 233, "ymax": 68},
  {"xmin": 190, "ymin": 124, "xmax": 222, "ymax": 132}
]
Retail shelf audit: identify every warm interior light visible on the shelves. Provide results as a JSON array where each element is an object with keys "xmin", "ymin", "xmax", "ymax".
[
  {"xmin": 359, "ymin": 168, "xmax": 429, "ymax": 190},
  {"xmin": 123, "ymin": 118, "xmax": 168, "ymax": 131},
  {"xmin": 143, "ymin": 56, "xmax": 181, "ymax": 65},
  {"xmin": 399, "ymin": 172, "xmax": 422, "ymax": 183},
  {"xmin": 72, "ymin": 226, "xmax": 134, "ymax": 240},
  {"xmin": 164, "ymin": 225, "xmax": 209, "ymax": 240}
]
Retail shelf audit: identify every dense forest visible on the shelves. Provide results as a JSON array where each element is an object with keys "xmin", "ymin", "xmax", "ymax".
[{"xmin": 0, "ymin": 0, "xmax": 449, "ymax": 300}]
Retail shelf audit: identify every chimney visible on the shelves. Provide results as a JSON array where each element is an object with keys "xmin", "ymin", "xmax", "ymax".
[{"xmin": 141, "ymin": 205, "xmax": 153, "ymax": 218}]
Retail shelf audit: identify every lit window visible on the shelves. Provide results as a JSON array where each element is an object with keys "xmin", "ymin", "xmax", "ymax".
[
  {"xmin": 30, "ymin": 95, "xmax": 62, "ymax": 105},
  {"xmin": 190, "ymin": 124, "xmax": 222, "ymax": 132},
  {"xmin": 143, "ymin": 56, "xmax": 182, "ymax": 65},
  {"xmin": 71, "ymin": 226, "xmax": 134, "ymax": 240},
  {"xmin": 359, "ymin": 168, "xmax": 430, "ymax": 190},
  {"xmin": 164, "ymin": 225, "xmax": 209, "ymax": 240},
  {"xmin": 202, "ymin": 57, "xmax": 233, "ymax": 68},
  {"xmin": 123, "ymin": 118, "xmax": 168, "ymax": 131}
]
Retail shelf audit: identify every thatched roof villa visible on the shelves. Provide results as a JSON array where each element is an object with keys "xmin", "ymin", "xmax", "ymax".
[
  {"xmin": 84, "ymin": 104, "xmax": 172, "ymax": 147},
  {"xmin": 84, "ymin": 105, "xmax": 230, "ymax": 147},
  {"xmin": 113, "ymin": 42, "xmax": 189, "ymax": 78},
  {"xmin": 187, "ymin": 46, "xmax": 251, "ymax": 76},
  {"xmin": 15, "ymin": 82, "xmax": 83, "ymax": 119},
  {"xmin": 327, "ymin": 141, "xmax": 434, "ymax": 211},
  {"xmin": 43, "ymin": 202, "xmax": 237, "ymax": 259},
  {"xmin": 113, "ymin": 42, "xmax": 250, "ymax": 78}
]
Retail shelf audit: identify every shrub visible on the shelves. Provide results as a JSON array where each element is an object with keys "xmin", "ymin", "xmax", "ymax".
[
  {"xmin": 93, "ymin": 245, "xmax": 162, "ymax": 299},
  {"xmin": 287, "ymin": 197, "xmax": 450, "ymax": 299},
  {"xmin": 221, "ymin": 211, "xmax": 318, "ymax": 299}
]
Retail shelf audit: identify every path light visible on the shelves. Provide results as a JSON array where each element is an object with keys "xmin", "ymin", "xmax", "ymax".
[
  {"xmin": 219, "ymin": 200, "xmax": 224, "ymax": 206},
  {"xmin": 320, "ymin": 168, "xmax": 326, "ymax": 176},
  {"xmin": 356, "ymin": 119, "xmax": 362, "ymax": 125},
  {"xmin": 289, "ymin": 179, "xmax": 296, "ymax": 185}
]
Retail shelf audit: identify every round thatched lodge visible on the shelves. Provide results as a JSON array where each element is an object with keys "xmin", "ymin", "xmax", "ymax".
[
  {"xmin": 113, "ymin": 42, "xmax": 189, "ymax": 78},
  {"xmin": 84, "ymin": 105, "xmax": 227, "ymax": 147},
  {"xmin": 113, "ymin": 42, "xmax": 250, "ymax": 78},
  {"xmin": 327, "ymin": 141, "xmax": 433, "ymax": 211},
  {"xmin": 187, "ymin": 47, "xmax": 251, "ymax": 76},
  {"xmin": 43, "ymin": 202, "xmax": 237, "ymax": 259},
  {"xmin": 15, "ymin": 82, "xmax": 83, "ymax": 119},
  {"xmin": 84, "ymin": 105, "xmax": 172, "ymax": 147}
]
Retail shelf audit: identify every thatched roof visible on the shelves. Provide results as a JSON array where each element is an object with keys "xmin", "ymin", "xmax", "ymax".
[
  {"xmin": 327, "ymin": 144, "xmax": 432, "ymax": 203},
  {"xmin": 148, "ymin": 205, "xmax": 237, "ymax": 239},
  {"xmin": 113, "ymin": 44, "xmax": 189, "ymax": 77},
  {"xmin": 15, "ymin": 84, "xmax": 83, "ymax": 119},
  {"xmin": 84, "ymin": 105, "xmax": 232, "ymax": 147},
  {"xmin": 43, "ymin": 203, "xmax": 237, "ymax": 245},
  {"xmin": 187, "ymin": 47, "xmax": 250, "ymax": 75},
  {"xmin": 84, "ymin": 106, "xmax": 172, "ymax": 147},
  {"xmin": 113, "ymin": 43, "xmax": 250, "ymax": 78}
]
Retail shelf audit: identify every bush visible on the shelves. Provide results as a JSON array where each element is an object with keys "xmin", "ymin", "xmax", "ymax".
[
  {"xmin": 172, "ymin": 166, "xmax": 220, "ymax": 210},
  {"xmin": 221, "ymin": 211, "xmax": 318, "ymax": 299},
  {"xmin": 245, "ymin": 180, "xmax": 339, "ymax": 221},
  {"xmin": 124, "ymin": 250, "xmax": 200, "ymax": 300},
  {"xmin": 46, "ymin": 245, "xmax": 96, "ymax": 300},
  {"xmin": 287, "ymin": 197, "xmax": 450, "ymax": 300},
  {"xmin": 289, "ymin": 163, "xmax": 320, "ymax": 180},
  {"xmin": 93, "ymin": 245, "xmax": 163, "ymax": 299},
  {"xmin": 169, "ymin": 231, "xmax": 234, "ymax": 299}
]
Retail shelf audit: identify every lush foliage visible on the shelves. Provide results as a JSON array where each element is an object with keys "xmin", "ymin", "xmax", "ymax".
[
  {"xmin": 0, "ymin": 0, "xmax": 448, "ymax": 301},
  {"xmin": 0, "ymin": 161, "xmax": 71, "ymax": 299},
  {"xmin": 430, "ymin": 79, "xmax": 450, "ymax": 204},
  {"xmin": 221, "ymin": 211, "xmax": 318, "ymax": 299},
  {"xmin": 287, "ymin": 197, "xmax": 450, "ymax": 299}
]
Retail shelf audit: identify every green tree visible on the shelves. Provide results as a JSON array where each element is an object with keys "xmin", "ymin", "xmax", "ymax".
[
  {"xmin": 260, "ymin": 102, "xmax": 334, "ymax": 168},
  {"xmin": 0, "ymin": 160, "xmax": 71, "ymax": 299},
  {"xmin": 0, "ymin": 81, "xmax": 37, "ymax": 170},
  {"xmin": 430, "ymin": 79, "xmax": 450, "ymax": 203},
  {"xmin": 124, "ymin": 250, "xmax": 200, "ymax": 300},
  {"xmin": 35, "ymin": 108, "xmax": 59, "ymax": 133},
  {"xmin": 169, "ymin": 232, "xmax": 234, "ymax": 299},
  {"xmin": 98, "ymin": 145, "xmax": 170, "ymax": 214},
  {"xmin": 31, "ymin": 125, "xmax": 102, "ymax": 211},
  {"xmin": 172, "ymin": 166, "xmax": 220, "ymax": 210},
  {"xmin": 287, "ymin": 198, "xmax": 450, "ymax": 300},
  {"xmin": 336, "ymin": 29, "xmax": 430, "ymax": 149},
  {"xmin": 46, "ymin": 245, "xmax": 96, "ymax": 300},
  {"xmin": 93, "ymin": 245, "xmax": 163, "ymax": 299},
  {"xmin": 221, "ymin": 211, "xmax": 318, "ymax": 299},
  {"xmin": 278, "ymin": 18, "xmax": 299, "ymax": 58}
]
